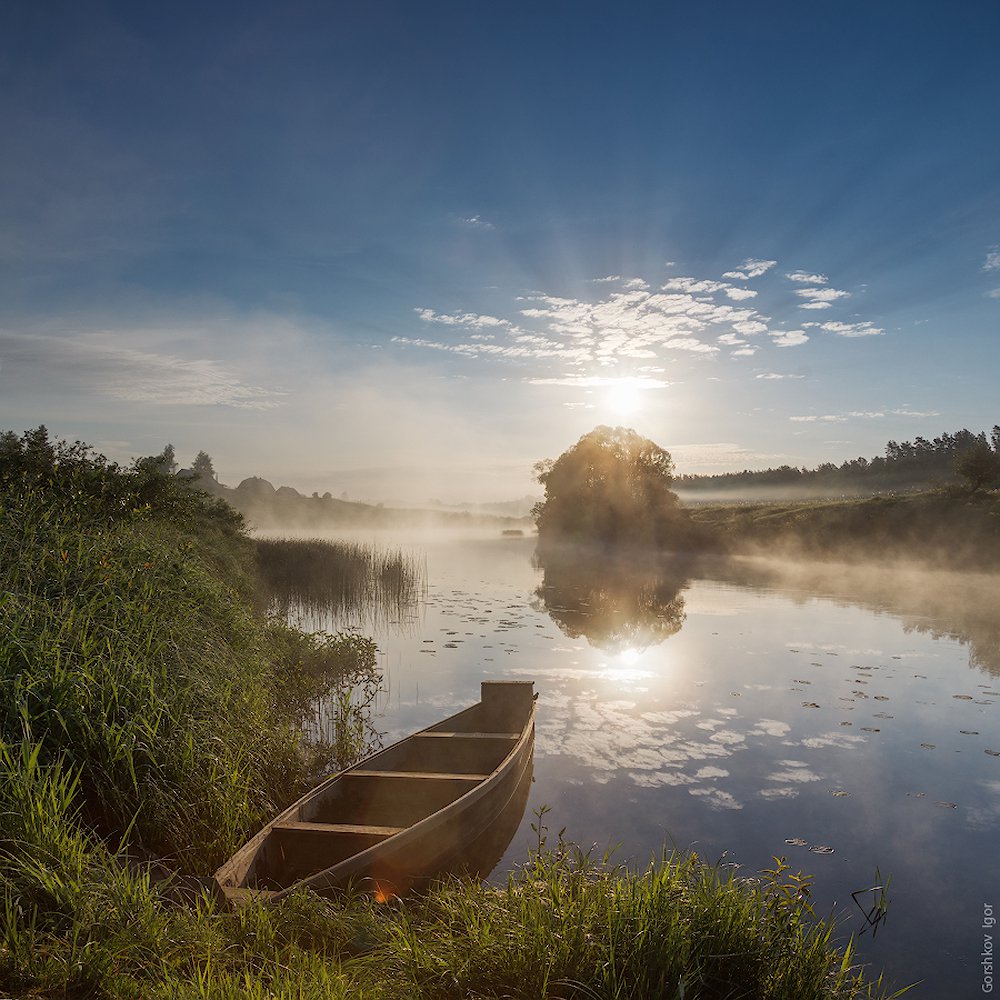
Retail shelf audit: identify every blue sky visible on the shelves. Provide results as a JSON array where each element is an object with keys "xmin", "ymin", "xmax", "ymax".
[{"xmin": 2, "ymin": 1, "xmax": 998, "ymax": 502}]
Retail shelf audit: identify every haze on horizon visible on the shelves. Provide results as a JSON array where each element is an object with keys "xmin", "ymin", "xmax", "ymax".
[{"xmin": 2, "ymin": 2, "xmax": 998, "ymax": 504}]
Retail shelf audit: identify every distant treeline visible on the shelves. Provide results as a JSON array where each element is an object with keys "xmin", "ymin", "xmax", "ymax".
[
  {"xmin": 195, "ymin": 473, "xmax": 529, "ymax": 530},
  {"xmin": 675, "ymin": 425, "xmax": 1000, "ymax": 496}
]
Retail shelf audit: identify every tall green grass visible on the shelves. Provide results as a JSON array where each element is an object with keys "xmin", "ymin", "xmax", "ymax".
[
  {"xmin": 0, "ymin": 791, "xmax": 905, "ymax": 998},
  {"xmin": 376, "ymin": 812, "xmax": 905, "ymax": 1000},
  {"xmin": 0, "ymin": 428, "xmax": 378, "ymax": 870}
]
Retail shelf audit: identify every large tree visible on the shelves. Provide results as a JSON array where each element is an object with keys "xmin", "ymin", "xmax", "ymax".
[{"xmin": 533, "ymin": 426, "xmax": 692, "ymax": 548}]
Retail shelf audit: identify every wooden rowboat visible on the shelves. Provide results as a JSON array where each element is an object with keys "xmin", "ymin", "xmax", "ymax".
[{"xmin": 214, "ymin": 680, "xmax": 535, "ymax": 904}]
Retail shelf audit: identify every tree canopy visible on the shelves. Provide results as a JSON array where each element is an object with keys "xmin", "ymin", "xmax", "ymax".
[
  {"xmin": 955, "ymin": 441, "xmax": 1000, "ymax": 492},
  {"xmin": 192, "ymin": 450, "xmax": 217, "ymax": 482},
  {"xmin": 533, "ymin": 426, "xmax": 693, "ymax": 548}
]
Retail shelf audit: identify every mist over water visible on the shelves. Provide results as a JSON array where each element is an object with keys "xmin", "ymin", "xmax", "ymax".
[{"xmin": 277, "ymin": 526, "xmax": 1000, "ymax": 996}]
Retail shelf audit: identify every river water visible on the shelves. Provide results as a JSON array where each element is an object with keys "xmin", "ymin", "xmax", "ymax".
[{"xmin": 293, "ymin": 528, "xmax": 1000, "ymax": 997}]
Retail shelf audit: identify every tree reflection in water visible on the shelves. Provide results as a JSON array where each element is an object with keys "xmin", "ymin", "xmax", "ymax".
[{"xmin": 531, "ymin": 545, "xmax": 691, "ymax": 653}]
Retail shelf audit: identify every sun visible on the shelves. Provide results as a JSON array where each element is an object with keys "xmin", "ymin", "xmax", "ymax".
[{"xmin": 606, "ymin": 381, "xmax": 642, "ymax": 419}]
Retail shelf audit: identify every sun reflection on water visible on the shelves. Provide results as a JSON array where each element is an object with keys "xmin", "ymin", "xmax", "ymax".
[{"xmin": 598, "ymin": 646, "xmax": 658, "ymax": 684}]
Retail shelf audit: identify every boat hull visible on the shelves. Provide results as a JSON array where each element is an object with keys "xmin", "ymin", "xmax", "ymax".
[{"xmin": 214, "ymin": 680, "xmax": 535, "ymax": 903}]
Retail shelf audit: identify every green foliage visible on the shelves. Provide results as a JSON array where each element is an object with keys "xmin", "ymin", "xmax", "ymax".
[
  {"xmin": 534, "ymin": 426, "xmax": 699, "ymax": 549},
  {"xmin": 676, "ymin": 423, "xmax": 1000, "ymax": 497},
  {"xmin": 0, "ymin": 799, "xmax": 903, "ymax": 999},
  {"xmin": 955, "ymin": 441, "xmax": 1000, "ymax": 492},
  {"xmin": 0, "ymin": 426, "xmax": 378, "ymax": 872},
  {"xmin": 191, "ymin": 449, "xmax": 217, "ymax": 482}
]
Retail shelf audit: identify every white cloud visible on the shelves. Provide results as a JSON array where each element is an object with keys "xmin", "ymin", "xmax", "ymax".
[
  {"xmin": 415, "ymin": 308, "xmax": 513, "ymax": 330},
  {"xmin": 983, "ymin": 247, "xmax": 1000, "ymax": 272},
  {"xmin": 987, "ymin": 288, "xmax": 1000, "ymax": 299},
  {"xmin": 791, "ymin": 411, "xmax": 884, "ymax": 423},
  {"xmin": 663, "ymin": 337, "xmax": 719, "ymax": 354},
  {"xmin": 755, "ymin": 372, "xmax": 803, "ymax": 380},
  {"xmin": 662, "ymin": 277, "xmax": 730, "ymax": 294},
  {"xmin": 786, "ymin": 270, "xmax": 828, "ymax": 284},
  {"xmin": 733, "ymin": 320, "xmax": 768, "ymax": 335},
  {"xmin": 794, "ymin": 287, "xmax": 850, "ymax": 309},
  {"xmin": 402, "ymin": 263, "xmax": 880, "ymax": 384},
  {"xmin": 770, "ymin": 330, "xmax": 809, "ymax": 347},
  {"xmin": 891, "ymin": 408, "xmax": 941, "ymax": 417},
  {"xmin": 722, "ymin": 259, "xmax": 777, "ymax": 280},
  {"xmin": 807, "ymin": 320, "xmax": 884, "ymax": 337}
]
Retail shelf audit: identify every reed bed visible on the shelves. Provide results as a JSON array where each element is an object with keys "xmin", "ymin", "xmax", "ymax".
[{"xmin": 256, "ymin": 537, "xmax": 426, "ymax": 631}]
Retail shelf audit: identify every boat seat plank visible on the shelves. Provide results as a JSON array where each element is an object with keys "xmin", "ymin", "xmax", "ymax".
[
  {"xmin": 417, "ymin": 732, "xmax": 519, "ymax": 740},
  {"xmin": 273, "ymin": 821, "xmax": 405, "ymax": 837},
  {"xmin": 346, "ymin": 770, "xmax": 490, "ymax": 782}
]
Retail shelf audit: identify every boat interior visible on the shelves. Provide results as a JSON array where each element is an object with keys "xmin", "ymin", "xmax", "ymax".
[{"xmin": 235, "ymin": 682, "xmax": 535, "ymax": 892}]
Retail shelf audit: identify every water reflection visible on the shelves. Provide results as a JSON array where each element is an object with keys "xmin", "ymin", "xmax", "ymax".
[
  {"xmin": 693, "ymin": 555, "xmax": 1000, "ymax": 676},
  {"xmin": 295, "ymin": 530, "xmax": 1000, "ymax": 995},
  {"xmin": 531, "ymin": 545, "xmax": 690, "ymax": 652}
]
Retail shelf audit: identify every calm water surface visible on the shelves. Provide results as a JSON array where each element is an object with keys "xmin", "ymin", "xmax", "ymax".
[{"xmin": 296, "ymin": 529, "xmax": 1000, "ymax": 997}]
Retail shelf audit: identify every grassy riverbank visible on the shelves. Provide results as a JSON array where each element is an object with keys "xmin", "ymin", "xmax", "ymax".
[
  {"xmin": 688, "ymin": 488, "xmax": 1000, "ymax": 570},
  {"xmin": 0, "ymin": 428, "xmax": 898, "ymax": 998}
]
